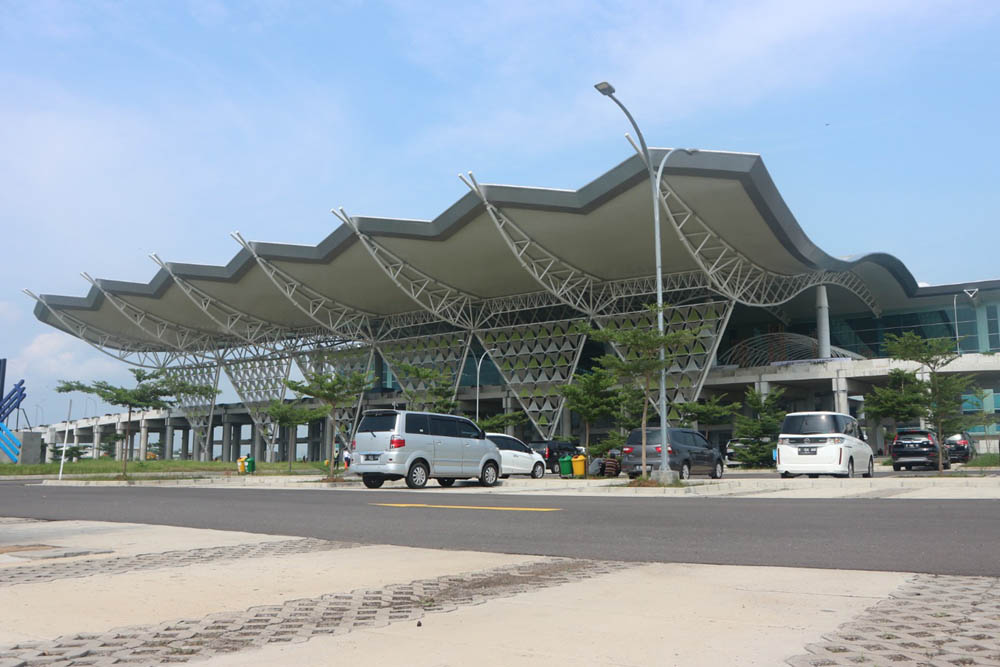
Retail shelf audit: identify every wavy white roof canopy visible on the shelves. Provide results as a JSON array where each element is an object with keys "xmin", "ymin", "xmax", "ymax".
[{"xmin": 31, "ymin": 148, "xmax": 988, "ymax": 358}]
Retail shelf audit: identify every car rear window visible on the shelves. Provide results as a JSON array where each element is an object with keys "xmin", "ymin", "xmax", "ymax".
[
  {"xmin": 357, "ymin": 412, "xmax": 398, "ymax": 433},
  {"xmin": 781, "ymin": 414, "xmax": 838, "ymax": 435},
  {"xmin": 626, "ymin": 429, "xmax": 665, "ymax": 445}
]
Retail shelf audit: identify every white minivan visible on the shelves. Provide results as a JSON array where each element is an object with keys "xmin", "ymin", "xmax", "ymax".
[
  {"xmin": 351, "ymin": 410, "xmax": 502, "ymax": 489},
  {"xmin": 776, "ymin": 411, "xmax": 874, "ymax": 479}
]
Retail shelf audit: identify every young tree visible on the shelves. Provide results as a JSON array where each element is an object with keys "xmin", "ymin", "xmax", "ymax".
[
  {"xmin": 677, "ymin": 394, "xmax": 742, "ymax": 435},
  {"xmin": 57, "ymin": 369, "xmax": 218, "ymax": 477},
  {"xmin": 884, "ymin": 331, "xmax": 972, "ymax": 471},
  {"xmin": 585, "ymin": 305, "xmax": 699, "ymax": 478},
  {"xmin": 966, "ymin": 388, "xmax": 994, "ymax": 455},
  {"xmin": 475, "ymin": 411, "xmax": 527, "ymax": 434},
  {"xmin": 732, "ymin": 386, "xmax": 786, "ymax": 468},
  {"xmin": 265, "ymin": 400, "xmax": 331, "ymax": 469},
  {"xmin": 558, "ymin": 368, "xmax": 617, "ymax": 460},
  {"xmin": 393, "ymin": 363, "xmax": 458, "ymax": 414},
  {"xmin": 863, "ymin": 368, "xmax": 929, "ymax": 451},
  {"xmin": 284, "ymin": 369, "xmax": 373, "ymax": 477}
]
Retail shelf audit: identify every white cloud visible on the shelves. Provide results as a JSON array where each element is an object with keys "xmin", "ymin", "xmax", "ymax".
[{"xmin": 8, "ymin": 331, "xmax": 127, "ymax": 394}]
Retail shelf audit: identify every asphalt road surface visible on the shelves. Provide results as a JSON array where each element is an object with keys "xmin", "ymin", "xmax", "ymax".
[{"xmin": 0, "ymin": 483, "xmax": 996, "ymax": 576}]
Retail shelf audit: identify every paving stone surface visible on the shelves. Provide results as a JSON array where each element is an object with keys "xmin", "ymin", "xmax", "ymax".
[
  {"xmin": 787, "ymin": 574, "xmax": 1000, "ymax": 666},
  {"xmin": 0, "ymin": 538, "xmax": 359, "ymax": 587},
  {"xmin": 0, "ymin": 556, "xmax": 614, "ymax": 665}
]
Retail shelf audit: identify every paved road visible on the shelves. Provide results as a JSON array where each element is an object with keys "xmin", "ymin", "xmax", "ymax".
[{"xmin": 0, "ymin": 483, "xmax": 996, "ymax": 576}]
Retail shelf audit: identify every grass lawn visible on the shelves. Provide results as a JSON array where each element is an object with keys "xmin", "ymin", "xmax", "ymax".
[
  {"xmin": 0, "ymin": 459, "xmax": 331, "ymax": 476},
  {"xmin": 964, "ymin": 453, "xmax": 1000, "ymax": 467}
]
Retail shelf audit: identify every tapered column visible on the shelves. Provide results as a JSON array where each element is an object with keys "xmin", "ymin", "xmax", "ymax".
[
  {"xmin": 222, "ymin": 415, "xmax": 232, "ymax": 462},
  {"xmin": 116, "ymin": 424, "xmax": 125, "ymax": 460},
  {"xmin": 92, "ymin": 426, "xmax": 102, "ymax": 459},
  {"xmin": 139, "ymin": 421, "xmax": 149, "ymax": 461},
  {"xmin": 252, "ymin": 424, "xmax": 264, "ymax": 461},
  {"xmin": 164, "ymin": 420, "xmax": 175, "ymax": 459},
  {"xmin": 181, "ymin": 428, "xmax": 190, "ymax": 460},
  {"xmin": 817, "ymin": 285, "xmax": 831, "ymax": 358}
]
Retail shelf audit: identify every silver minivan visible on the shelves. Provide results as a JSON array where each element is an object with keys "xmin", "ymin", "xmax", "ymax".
[{"xmin": 351, "ymin": 410, "xmax": 502, "ymax": 489}]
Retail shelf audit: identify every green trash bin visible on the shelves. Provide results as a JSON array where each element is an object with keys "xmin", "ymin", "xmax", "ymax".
[
  {"xmin": 558, "ymin": 455, "xmax": 573, "ymax": 477},
  {"xmin": 245, "ymin": 455, "xmax": 256, "ymax": 474}
]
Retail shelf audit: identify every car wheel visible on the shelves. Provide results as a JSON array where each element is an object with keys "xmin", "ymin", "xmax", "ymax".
[
  {"xmin": 845, "ymin": 459, "xmax": 854, "ymax": 478},
  {"xmin": 480, "ymin": 462, "xmax": 499, "ymax": 487},
  {"xmin": 808, "ymin": 474, "xmax": 819, "ymax": 479},
  {"xmin": 780, "ymin": 472, "xmax": 795, "ymax": 479},
  {"xmin": 944, "ymin": 460, "xmax": 951, "ymax": 470},
  {"xmin": 905, "ymin": 465, "xmax": 912, "ymax": 471},
  {"xmin": 531, "ymin": 462, "xmax": 545, "ymax": 479},
  {"xmin": 680, "ymin": 462, "xmax": 691, "ymax": 480},
  {"xmin": 628, "ymin": 473, "xmax": 638, "ymax": 480},
  {"xmin": 892, "ymin": 464, "xmax": 901, "ymax": 472},
  {"xmin": 551, "ymin": 462, "xmax": 560, "ymax": 474},
  {"xmin": 405, "ymin": 462, "xmax": 429, "ymax": 489},
  {"xmin": 437, "ymin": 478, "xmax": 455, "ymax": 487},
  {"xmin": 710, "ymin": 461, "xmax": 723, "ymax": 479},
  {"xmin": 362, "ymin": 475, "xmax": 384, "ymax": 489},
  {"xmin": 863, "ymin": 457, "xmax": 874, "ymax": 478}
]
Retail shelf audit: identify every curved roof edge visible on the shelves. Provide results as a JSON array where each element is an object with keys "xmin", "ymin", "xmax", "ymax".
[{"xmin": 37, "ymin": 148, "xmax": 965, "ymax": 326}]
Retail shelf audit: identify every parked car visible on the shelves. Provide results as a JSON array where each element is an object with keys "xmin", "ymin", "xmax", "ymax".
[
  {"xmin": 891, "ymin": 428, "xmax": 950, "ymax": 471},
  {"xmin": 943, "ymin": 432, "xmax": 975, "ymax": 463},
  {"xmin": 487, "ymin": 433, "xmax": 546, "ymax": 479},
  {"xmin": 529, "ymin": 440, "xmax": 578, "ymax": 474},
  {"xmin": 621, "ymin": 427, "xmax": 724, "ymax": 480},
  {"xmin": 776, "ymin": 411, "xmax": 874, "ymax": 478},
  {"xmin": 723, "ymin": 440, "xmax": 746, "ymax": 467},
  {"xmin": 351, "ymin": 410, "xmax": 501, "ymax": 489}
]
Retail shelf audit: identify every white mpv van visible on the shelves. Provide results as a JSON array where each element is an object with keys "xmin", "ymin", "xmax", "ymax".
[
  {"xmin": 351, "ymin": 410, "xmax": 502, "ymax": 489},
  {"xmin": 776, "ymin": 411, "xmax": 874, "ymax": 479}
]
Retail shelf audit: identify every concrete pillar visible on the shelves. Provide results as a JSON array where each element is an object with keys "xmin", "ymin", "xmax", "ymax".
[
  {"xmin": 755, "ymin": 380, "xmax": 771, "ymax": 397},
  {"xmin": 164, "ymin": 420, "xmax": 174, "ymax": 459},
  {"xmin": 116, "ymin": 424, "xmax": 125, "ymax": 460},
  {"xmin": 222, "ymin": 416, "xmax": 232, "ymax": 463},
  {"xmin": 252, "ymin": 424, "xmax": 264, "ymax": 461},
  {"xmin": 323, "ymin": 415, "xmax": 335, "ymax": 464},
  {"xmin": 93, "ymin": 426, "xmax": 102, "ymax": 459},
  {"xmin": 559, "ymin": 405, "xmax": 572, "ymax": 439},
  {"xmin": 139, "ymin": 421, "xmax": 149, "ymax": 461},
  {"xmin": 816, "ymin": 285, "xmax": 831, "ymax": 358},
  {"xmin": 181, "ymin": 427, "xmax": 190, "ymax": 460},
  {"xmin": 73, "ymin": 428, "xmax": 80, "ymax": 459},
  {"xmin": 832, "ymin": 376, "xmax": 850, "ymax": 415},
  {"xmin": 503, "ymin": 393, "xmax": 515, "ymax": 436}
]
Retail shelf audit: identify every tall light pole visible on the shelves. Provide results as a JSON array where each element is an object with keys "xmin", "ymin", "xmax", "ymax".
[
  {"xmin": 954, "ymin": 289, "xmax": 980, "ymax": 354},
  {"xmin": 595, "ymin": 81, "xmax": 671, "ymax": 479},
  {"xmin": 475, "ymin": 348, "xmax": 497, "ymax": 423}
]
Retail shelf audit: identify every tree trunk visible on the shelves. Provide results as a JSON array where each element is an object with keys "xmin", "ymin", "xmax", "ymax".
[
  {"xmin": 584, "ymin": 421, "xmax": 590, "ymax": 462},
  {"xmin": 122, "ymin": 406, "xmax": 132, "ymax": 477},
  {"xmin": 640, "ymin": 399, "xmax": 648, "ymax": 477}
]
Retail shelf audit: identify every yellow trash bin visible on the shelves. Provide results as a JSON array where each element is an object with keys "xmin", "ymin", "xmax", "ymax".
[
  {"xmin": 571, "ymin": 455, "xmax": 586, "ymax": 477},
  {"xmin": 237, "ymin": 456, "xmax": 247, "ymax": 474}
]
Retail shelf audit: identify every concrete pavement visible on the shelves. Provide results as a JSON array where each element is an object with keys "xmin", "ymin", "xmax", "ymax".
[{"xmin": 0, "ymin": 515, "xmax": 997, "ymax": 666}]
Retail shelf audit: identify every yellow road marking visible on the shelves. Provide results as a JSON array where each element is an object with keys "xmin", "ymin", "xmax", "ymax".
[{"xmin": 372, "ymin": 503, "xmax": 561, "ymax": 512}]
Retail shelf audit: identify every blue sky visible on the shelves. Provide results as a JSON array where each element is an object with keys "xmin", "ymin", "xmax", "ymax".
[{"xmin": 1, "ymin": 0, "xmax": 998, "ymax": 425}]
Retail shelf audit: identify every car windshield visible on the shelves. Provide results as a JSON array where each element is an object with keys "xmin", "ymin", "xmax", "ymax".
[
  {"xmin": 781, "ymin": 414, "xmax": 837, "ymax": 435},
  {"xmin": 356, "ymin": 413, "xmax": 397, "ymax": 433}
]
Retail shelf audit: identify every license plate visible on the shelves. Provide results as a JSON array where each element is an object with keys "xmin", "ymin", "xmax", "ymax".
[
  {"xmin": 364, "ymin": 454, "xmax": 380, "ymax": 462},
  {"xmin": 645, "ymin": 465, "xmax": 653, "ymax": 471},
  {"xmin": 799, "ymin": 447, "xmax": 817, "ymax": 455}
]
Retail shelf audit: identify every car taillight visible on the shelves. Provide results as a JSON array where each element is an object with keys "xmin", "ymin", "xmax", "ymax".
[
  {"xmin": 351, "ymin": 439, "xmax": 356, "ymax": 451},
  {"xmin": 893, "ymin": 435, "xmax": 899, "ymax": 443},
  {"xmin": 390, "ymin": 436, "xmax": 406, "ymax": 449},
  {"xmin": 623, "ymin": 446, "xmax": 633, "ymax": 454},
  {"xmin": 655, "ymin": 446, "xmax": 661, "ymax": 453},
  {"xmin": 545, "ymin": 447, "xmax": 550, "ymax": 459},
  {"xmin": 666, "ymin": 446, "xmax": 673, "ymax": 454},
  {"xmin": 958, "ymin": 439, "xmax": 968, "ymax": 446}
]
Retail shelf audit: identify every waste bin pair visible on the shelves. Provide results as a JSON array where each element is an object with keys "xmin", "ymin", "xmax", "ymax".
[
  {"xmin": 558, "ymin": 455, "xmax": 586, "ymax": 477},
  {"xmin": 236, "ymin": 455, "xmax": 256, "ymax": 474}
]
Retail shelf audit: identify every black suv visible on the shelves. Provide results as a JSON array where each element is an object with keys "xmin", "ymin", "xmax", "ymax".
[
  {"xmin": 943, "ymin": 432, "xmax": 975, "ymax": 463},
  {"xmin": 891, "ymin": 428, "xmax": 951, "ymax": 471},
  {"xmin": 529, "ymin": 441, "xmax": 578, "ymax": 474},
  {"xmin": 622, "ymin": 427, "xmax": 724, "ymax": 480}
]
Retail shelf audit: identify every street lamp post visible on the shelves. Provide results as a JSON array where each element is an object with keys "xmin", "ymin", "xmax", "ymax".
[
  {"xmin": 594, "ymin": 81, "xmax": 671, "ymax": 479},
  {"xmin": 953, "ymin": 289, "xmax": 980, "ymax": 354},
  {"xmin": 475, "ymin": 349, "xmax": 497, "ymax": 423}
]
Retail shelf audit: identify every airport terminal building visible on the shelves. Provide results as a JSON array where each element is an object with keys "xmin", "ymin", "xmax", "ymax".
[{"xmin": 29, "ymin": 149, "xmax": 1000, "ymax": 461}]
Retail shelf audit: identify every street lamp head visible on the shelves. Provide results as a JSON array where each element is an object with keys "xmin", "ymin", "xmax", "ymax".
[{"xmin": 594, "ymin": 81, "xmax": 615, "ymax": 96}]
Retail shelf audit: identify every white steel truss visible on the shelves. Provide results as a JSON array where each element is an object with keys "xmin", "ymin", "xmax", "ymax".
[
  {"xmin": 23, "ymin": 290, "xmax": 182, "ymax": 369},
  {"xmin": 333, "ymin": 208, "xmax": 480, "ymax": 330},
  {"xmin": 462, "ymin": 173, "xmax": 600, "ymax": 315},
  {"xmin": 476, "ymin": 319, "xmax": 587, "ymax": 440},
  {"xmin": 231, "ymin": 232, "xmax": 376, "ymax": 342},
  {"xmin": 596, "ymin": 300, "xmax": 735, "ymax": 422},
  {"xmin": 150, "ymin": 254, "xmax": 306, "ymax": 348},
  {"xmin": 223, "ymin": 355, "xmax": 293, "ymax": 462},
  {"xmin": 376, "ymin": 332, "xmax": 471, "ymax": 401},
  {"xmin": 292, "ymin": 345, "xmax": 375, "ymax": 439},
  {"xmin": 162, "ymin": 364, "xmax": 222, "ymax": 460},
  {"xmin": 656, "ymin": 172, "xmax": 882, "ymax": 315},
  {"xmin": 81, "ymin": 273, "xmax": 224, "ymax": 358}
]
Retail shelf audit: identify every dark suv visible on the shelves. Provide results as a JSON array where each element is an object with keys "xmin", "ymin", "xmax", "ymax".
[
  {"xmin": 529, "ymin": 441, "xmax": 578, "ymax": 474},
  {"xmin": 622, "ymin": 427, "xmax": 724, "ymax": 480},
  {"xmin": 943, "ymin": 432, "xmax": 975, "ymax": 463},
  {"xmin": 891, "ymin": 428, "xmax": 950, "ymax": 471}
]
